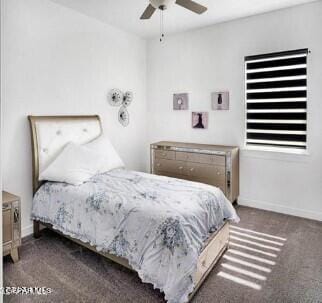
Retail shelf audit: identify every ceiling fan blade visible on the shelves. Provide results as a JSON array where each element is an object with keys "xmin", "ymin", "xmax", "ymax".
[
  {"xmin": 176, "ymin": 0, "xmax": 207, "ymax": 14},
  {"xmin": 140, "ymin": 4, "xmax": 156, "ymax": 19}
]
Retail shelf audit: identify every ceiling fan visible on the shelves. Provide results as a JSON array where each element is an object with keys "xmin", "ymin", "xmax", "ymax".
[
  {"xmin": 140, "ymin": 0, "xmax": 207, "ymax": 41},
  {"xmin": 140, "ymin": 0, "xmax": 207, "ymax": 19}
]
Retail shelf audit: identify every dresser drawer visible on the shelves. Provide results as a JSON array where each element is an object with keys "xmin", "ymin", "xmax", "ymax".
[
  {"xmin": 154, "ymin": 159, "xmax": 187, "ymax": 176},
  {"xmin": 154, "ymin": 150, "xmax": 175, "ymax": 160},
  {"xmin": 211, "ymin": 180, "xmax": 226, "ymax": 193},
  {"xmin": 188, "ymin": 176, "xmax": 226, "ymax": 193},
  {"xmin": 155, "ymin": 171, "xmax": 186, "ymax": 180},
  {"xmin": 187, "ymin": 162, "xmax": 225, "ymax": 181},
  {"xmin": 176, "ymin": 152, "xmax": 225, "ymax": 166}
]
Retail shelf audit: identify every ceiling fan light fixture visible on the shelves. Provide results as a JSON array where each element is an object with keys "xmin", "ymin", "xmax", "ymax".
[{"xmin": 150, "ymin": 0, "xmax": 175, "ymax": 10}]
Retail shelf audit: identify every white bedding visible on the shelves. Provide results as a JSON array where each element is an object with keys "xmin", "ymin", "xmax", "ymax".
[{"xmin": 32, "ymin": 169, "xmax": 239, "ymax": 303}]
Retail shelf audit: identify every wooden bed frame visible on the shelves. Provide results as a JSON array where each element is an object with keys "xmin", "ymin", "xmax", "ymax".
[{"xmin": 28, "ymin": 115, "xmax": 229, "ymax": 302}]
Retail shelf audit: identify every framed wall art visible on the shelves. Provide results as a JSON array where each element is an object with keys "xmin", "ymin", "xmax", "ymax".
[
  {"xmin": 212, "ymin": 92, "xmax": 229, "ymax": 110},
  {"xmin": 173, "ymin": 93, "xmax": 189, "ymax": 110},
  {"xmin": 192, "ymin": 112, "xmax": 208, "ymax": 129}
]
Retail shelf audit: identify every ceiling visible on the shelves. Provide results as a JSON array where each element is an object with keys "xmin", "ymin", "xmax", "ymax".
[{"xmin": 50, "ymin": 0, "xmax": 318, "ymax": 38}]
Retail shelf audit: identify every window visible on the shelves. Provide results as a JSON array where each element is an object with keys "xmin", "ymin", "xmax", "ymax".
[{"xmin": 245, "ymin": 49, "xmax": 308, "ymax": 151}]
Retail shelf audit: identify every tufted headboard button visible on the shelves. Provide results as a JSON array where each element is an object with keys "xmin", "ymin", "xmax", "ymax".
[{"xmin": 56, "ymin": 130, "xmax": 62, "ymax": 136}]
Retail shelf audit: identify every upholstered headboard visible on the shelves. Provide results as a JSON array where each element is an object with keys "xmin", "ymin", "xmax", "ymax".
[{"xmin": 28, "ymin": 115, "xmax": 102, "ymax": 194}]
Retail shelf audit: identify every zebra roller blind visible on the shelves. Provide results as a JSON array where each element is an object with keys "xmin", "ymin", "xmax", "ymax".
[{"xmin": 245, "ymin": 49, "xmax": 308, "ymax": 150}]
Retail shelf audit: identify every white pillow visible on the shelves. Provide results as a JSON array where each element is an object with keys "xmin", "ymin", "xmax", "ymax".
[
  {"xmin": 85, "ymin": 134, "xmax": 124, "ymax": 172},
  {"xmin": 39, "ymin": 143, "xmax": 109, "ymax": 185}
]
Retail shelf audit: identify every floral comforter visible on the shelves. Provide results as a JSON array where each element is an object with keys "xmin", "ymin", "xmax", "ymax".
[{"xmin": 32, "ymin": 169, "xmax": 239, "ymax": 303}]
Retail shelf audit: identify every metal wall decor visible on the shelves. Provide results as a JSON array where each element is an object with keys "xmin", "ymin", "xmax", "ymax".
[
  {"xmin": 108, "ymin": 89, "xmax": 123, "ymax": 106},
  {"xmin": 118, "ymin": 106, "xmax": 129, "ymax": 127},
  {"xmin": 108, "ymin": 89, "xmax": 133, "ymax": 127},
  {"xmin": 123, "ymin": 91, "xmax": 133, "ymax": 107}
]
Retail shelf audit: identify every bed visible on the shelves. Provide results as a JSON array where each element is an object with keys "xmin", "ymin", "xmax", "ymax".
[{"xmin": 28, "ymin": 115, "xmax": 239, "ymax": 303}]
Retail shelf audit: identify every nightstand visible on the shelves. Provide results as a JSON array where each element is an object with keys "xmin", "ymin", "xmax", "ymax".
[{"xmin": 2, "ymin": 191, "xmax": 21, "ymax": 263}]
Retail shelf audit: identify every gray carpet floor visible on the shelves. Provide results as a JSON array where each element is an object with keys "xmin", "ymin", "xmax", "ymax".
[{"xmin": 3, "ymin": 205, "xmax": 322, "ymax": 303}]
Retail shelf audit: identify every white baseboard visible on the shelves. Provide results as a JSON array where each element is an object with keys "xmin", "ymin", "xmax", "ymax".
[
  {"xmin": 238, "ymin": 197, "xmax": 322, "ymax": 222},
  {"xmin": 22, "ymin": 224, "xmax": 33, "ymax": 238}
]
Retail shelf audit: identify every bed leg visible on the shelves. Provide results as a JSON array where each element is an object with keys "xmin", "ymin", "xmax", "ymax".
[{"xmin": 33, "ymin": 220, "xmax": 41, "ymax": 238}]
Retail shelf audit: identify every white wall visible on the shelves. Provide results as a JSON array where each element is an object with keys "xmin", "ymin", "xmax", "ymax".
[
  {"xmin": 147, "ymin": 2, "xmax": 322, "ymax": 221},
  {"xmin": 2, "ymin": 0, "xmax": 147, "ymax": 236}
]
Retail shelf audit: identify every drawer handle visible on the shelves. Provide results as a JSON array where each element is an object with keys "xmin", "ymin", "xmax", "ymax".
[
  {"xmin": 217, "ymin": 172, "xmax": 221, "ymax": 175},
  {"xmin": 2, "ymin": 203, "xmax": 9, "ymax": 210},
  {"xmin": 14, "ymin": 209, "xmax": 19, "ymax": 223},
  {"xmin": 178, "ymin": 166, "xmax": 183, "ymax": 170},
  {"xmin": 156, "ymin": 163, "xmax": 161, "ymax": 167},
  {"xmin": 190, "ymin": 168, "xmax": 195, "ymax": 172}
]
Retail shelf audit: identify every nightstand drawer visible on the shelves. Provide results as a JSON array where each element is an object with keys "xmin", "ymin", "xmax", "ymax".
[
  {"xmin": 2, "ymin": 191, "xmax": 21, "ymax": 263},
  {"xmin": 154, "ymin": 150, "xmax": 175, "ymax": 160},
  {"xmin": 3, "ymin": 210, "xmax": 12, "ymax": 243},
  {"xmin": 3, "ymin": 203, "xmax": 11, "ymax": 211}
]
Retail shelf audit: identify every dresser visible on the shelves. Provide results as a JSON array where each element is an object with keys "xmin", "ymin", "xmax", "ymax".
[
  {"xmin": 150, "ymin": 142, "xmax": 239, "ymax": 203},
  {"xmin": 2, "ymin": 191, "xmax": 21, "ymax": 262}
]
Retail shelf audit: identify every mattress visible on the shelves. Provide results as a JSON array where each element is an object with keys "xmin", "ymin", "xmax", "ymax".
[{"xmin": 32, "ymin": 169, "xmax": 239, "ymax": 303}]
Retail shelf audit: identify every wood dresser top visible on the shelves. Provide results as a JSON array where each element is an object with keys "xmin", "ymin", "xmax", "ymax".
[
  {"xmin": 2, "ymin": 191, "xmax": 20, "ymax": 204},
  {"xmin": 151, "ymin": 141, "xmax": 239, "ymax": 152}
]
